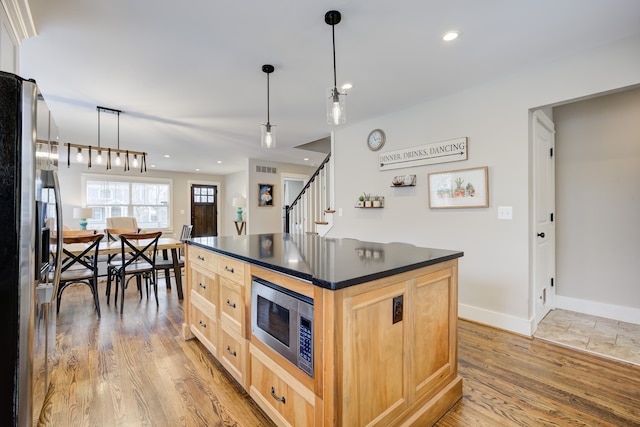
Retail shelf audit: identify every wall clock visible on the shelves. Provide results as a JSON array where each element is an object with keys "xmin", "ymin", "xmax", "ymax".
[{"xmin": 367, "ymin": 129, "xmax": 386, "ymax": 151}]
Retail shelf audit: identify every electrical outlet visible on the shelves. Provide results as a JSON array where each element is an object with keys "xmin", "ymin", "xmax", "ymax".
[
  {"xmin": 498, "ymin": 206, "xmax": 513, "ymax": 220},
  {"xmin": 392, "ymin": 295, "xmax": 403, "ymax": 324}
]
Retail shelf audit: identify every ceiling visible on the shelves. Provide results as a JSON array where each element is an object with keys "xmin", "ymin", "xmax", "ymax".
[{"xmin": 19, "ymin": 0, "xmax": 640, "ymax": 175}]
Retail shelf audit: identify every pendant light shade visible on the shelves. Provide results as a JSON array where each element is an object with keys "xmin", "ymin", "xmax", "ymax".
[
  {"xmin": 325, "ymin": 10, "xmax": 346, "ymax": 125},
  {"xmin": 261, "ymin": 64, "xmax": 276, "ymax": 149}
]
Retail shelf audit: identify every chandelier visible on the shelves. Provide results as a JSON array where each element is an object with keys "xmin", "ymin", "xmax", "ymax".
[{"xmin": 64, "ymin": 106, "xmax": 147, "ymax": 172}]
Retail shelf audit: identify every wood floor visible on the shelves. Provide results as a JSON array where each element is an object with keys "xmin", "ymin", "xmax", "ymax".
[{"xmin": 41, "ymin": 281, "xmax": 640, "ymax": 426}]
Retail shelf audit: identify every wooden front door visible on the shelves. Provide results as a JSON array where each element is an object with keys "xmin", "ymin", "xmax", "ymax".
[{"xmin": 191, "ymin": 184, "xmax": 217, "ymax": 237}]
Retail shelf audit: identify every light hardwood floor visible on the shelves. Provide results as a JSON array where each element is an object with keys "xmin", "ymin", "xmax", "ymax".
[{"xmin": 41, "ymin": 280, "xmax": 640, "ymax": 426}]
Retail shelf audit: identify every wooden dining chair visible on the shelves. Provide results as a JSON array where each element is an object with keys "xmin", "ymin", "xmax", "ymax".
[
  {"xmin": 56, "ymin": 233, "xmax": 104, "ymax": 318},
  {"xmin": 153, "ymin": 224, "xmax": 192, "ymax": 289},
  {"xmin": 107, "ymin": 231, "xmax": 162, "ymax": 314}
]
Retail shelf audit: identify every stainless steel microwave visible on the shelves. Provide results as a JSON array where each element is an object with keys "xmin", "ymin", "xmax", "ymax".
[{"xmin": 251, "ymin": 276, "xmax": 314, "ymax": 377}]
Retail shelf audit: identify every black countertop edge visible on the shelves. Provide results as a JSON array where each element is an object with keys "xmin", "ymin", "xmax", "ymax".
[
  {"xmin": 313, "ymin": 253, "xmax": 464, "ymax": 290},
  {"xmin": 187, "ymin": 239, "xmax": 463, "ymax": 291}
]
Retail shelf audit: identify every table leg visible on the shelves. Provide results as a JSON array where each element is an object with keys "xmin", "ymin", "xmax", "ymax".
[
  {"xmin": 162, "ymin": 249, "xmax": 171, "ymax": 289},
  {"xmin": 171, "ymin": 248, "xmax": 184, "ymax": 300}
]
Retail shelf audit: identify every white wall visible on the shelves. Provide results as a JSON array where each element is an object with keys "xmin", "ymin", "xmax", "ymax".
[
  {"xmin": 57, "ymin": 165, "xmax": 225, "ymax": 239},
  {"xmin": 327, "ymin": 34, "xmax": 640, "ymax": 335},
  {"xmin": 554, "ymin": 87, "xmax": 640, "ymax": 316},
  {"xmin": 246, "ymin": 158, "xmax": 315, "ymax": 235},
  {"xmin": 222, "ymin": 167, "xmax": 248, "ymax": 236}
]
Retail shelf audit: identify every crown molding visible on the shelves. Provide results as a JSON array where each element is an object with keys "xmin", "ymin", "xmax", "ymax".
[{"xmin": 1, "ymin": 0, "xmax": 36, "ymax": 44}]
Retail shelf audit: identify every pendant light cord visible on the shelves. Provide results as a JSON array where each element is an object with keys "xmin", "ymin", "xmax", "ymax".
[
  {"xmin": 332, "ymin": 24, "xmax": 337, "ymax": 88},
  {"xmin": 267, "ymin": 71, "xmax": 270, "ymax": 124}
]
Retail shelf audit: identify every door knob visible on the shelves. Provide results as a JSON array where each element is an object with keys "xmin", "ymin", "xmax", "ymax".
[{"xmin": 537, "ymin": 232, "xmax": 545, "ymax": 238}]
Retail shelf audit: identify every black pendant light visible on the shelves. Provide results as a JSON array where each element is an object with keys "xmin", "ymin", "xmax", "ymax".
[
  {"xmin": 325, "ymin": 10, "xmax": 346, "ymax": 125},
  {"xmin": 261, "ymin": 64, "xmax": 276, "ymax": 148}
]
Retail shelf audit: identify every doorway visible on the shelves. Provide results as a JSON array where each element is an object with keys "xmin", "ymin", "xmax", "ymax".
[{"xmin": 190, "ymin": 184, "xmax": 217, "ymax": 238}]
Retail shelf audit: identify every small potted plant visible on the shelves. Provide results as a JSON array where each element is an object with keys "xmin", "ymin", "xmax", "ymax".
[
  {"xmin": 363, "ymin": 193, "xmax": 372, "ymax": 207},
  {"xmin": 358, "ymin": 195, "xmax": 365, "ymax": 207},
  {"xmin": 373, "ymin": 195, "xmax": 382, "ymax": 208}
]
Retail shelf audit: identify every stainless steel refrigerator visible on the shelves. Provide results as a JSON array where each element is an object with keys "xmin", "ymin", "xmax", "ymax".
[{"xmin": 0, "ymin": 71, "xmax": 63, "ymax": 426}]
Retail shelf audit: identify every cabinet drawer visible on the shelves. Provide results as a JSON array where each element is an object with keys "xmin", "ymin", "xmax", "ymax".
[
  {"xmin": 189, "ymin": 299, "xmax": 217, "ymax": 356},
  {"xmin": 250, "ymin": 348, "xmax": 315, "ymax": 427},
  {"xmin": 220, "ymin": 326, "xmax": 247, "ymax": 389},
  {"xmin": 190, "ymin": 266, "xmax": 217, "ymax": 305},
  {"xmin": 220, "ymin": 276, "xmax": 244, "ymax": 335},
  {"xmin": 188, "ymin": 245, "xmax": 218, "ymax": 274},
  {"xmin": 217, "ymin": 255, "xmax": 245, "ymax": 283}
]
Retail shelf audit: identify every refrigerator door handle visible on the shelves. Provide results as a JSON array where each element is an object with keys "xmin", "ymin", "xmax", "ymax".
[{"xmin": 51, "ymin": 170, "xmax": 63, "ymax": 297}]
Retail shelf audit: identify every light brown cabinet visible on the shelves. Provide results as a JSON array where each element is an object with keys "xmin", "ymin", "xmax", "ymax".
[
  {"xmin": 184, "ymin": 244, "xmax": 461, "ymax": 427},
  {"xmin": 184, "ymin": 246, "xmax": 249, "ymax": 390},
  {"xmin": 334, "ymin": 264, "xmax": 460, "ymax": 426}
]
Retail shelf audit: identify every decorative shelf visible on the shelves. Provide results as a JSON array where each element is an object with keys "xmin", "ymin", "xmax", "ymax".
[
  {"xmin": 391, "ymin": 174, "xmax": 416, "ymax": 187},
  {"xmin": 355, "ymin": 196, "xmax": 384, "ymax": 208}
]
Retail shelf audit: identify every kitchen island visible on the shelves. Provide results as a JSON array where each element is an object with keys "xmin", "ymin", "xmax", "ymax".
[{"xmin": 183, "ymin": 233, "xmax": 463, "ymax": 426}]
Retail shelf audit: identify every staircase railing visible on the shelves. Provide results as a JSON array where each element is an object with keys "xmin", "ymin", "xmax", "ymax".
[{"xmin": 284, "ymin": 152, "xmax": 332, "ymax": 235}]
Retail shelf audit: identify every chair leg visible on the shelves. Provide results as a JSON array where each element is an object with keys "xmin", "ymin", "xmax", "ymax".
[
  {"xmin": 119, "ymin": 272, "xmax": 126, "ymax": 314},
  {"xmin": 91, "ymin": 278, "xmax": 101, "ymax": 319}
]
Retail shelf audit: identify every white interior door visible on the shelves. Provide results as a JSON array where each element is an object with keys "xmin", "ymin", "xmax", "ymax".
[{"xmin": 533, "ymin": 110, "xmax": 556, "ymax": 328}]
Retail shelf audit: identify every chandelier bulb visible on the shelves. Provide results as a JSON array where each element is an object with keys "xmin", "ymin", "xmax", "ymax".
[
  {"xmin": 96, "ymin": 149, "xmax": 103, "ymax": 164},
  {"xmin": 132, "ymin": 154, "xmax": 139, "ymax": 168},
  {"xmin": 76, "ymin": 147, "xmax": 83, "ymax": 162},
  {"xmin": 115, "ymin": 153, "xmax": 121, "ymax": 166}
]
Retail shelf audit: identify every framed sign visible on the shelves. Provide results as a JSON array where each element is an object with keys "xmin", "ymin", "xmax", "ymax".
[
  {"xmin": 258, "ymin": 183, "xmax": 274, "ymax": 206},
  {"xmin": 428, "ymin": 166, "xmax": 488, "ymax": 208}
]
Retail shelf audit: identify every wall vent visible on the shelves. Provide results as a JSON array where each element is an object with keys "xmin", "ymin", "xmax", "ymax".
[{"xmin": 256, "ymin": 165, "xmax": 277, "ymax": 174}]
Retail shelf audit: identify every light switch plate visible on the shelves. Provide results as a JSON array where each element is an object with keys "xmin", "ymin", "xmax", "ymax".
[{"xmin": 498, "ymin": 206, "xmax": 513, "ymax": 220}]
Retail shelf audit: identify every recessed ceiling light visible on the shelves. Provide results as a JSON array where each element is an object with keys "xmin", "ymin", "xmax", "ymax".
[
  {"xmin": 151, "ymin": 164, "xmax": 156, "ymax": 168},
  {"xmin": 195, "ymin": 168, "xmax": 200, "ymax": 171},
  {"xmin": 304, "ymin": 158, "xmax": 309, "ymax": 161},
  {"xmin": 217, "ymin": 160, "xmax": 222, "ymax": 164},
  {"xmin": 442, "ymin": 31, "xmax": 459, "ymax": 42},
  {"xmin": 164, "ymin": 154, "xmax": 170, "ymax": 158},
  {"xmin": 341, "ymin": 83, "xmax": 352, "ymax": 90}
]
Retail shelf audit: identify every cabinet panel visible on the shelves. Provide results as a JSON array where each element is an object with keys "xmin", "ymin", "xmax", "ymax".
[
  {"xmin": 190, "ymin": 265, "xmax": 218, "ymax": 305},
  {"xmin": 219, "ymin": 276, "xmax": 244, "ymax": 335},
  {"xmin": 217, "ymin": 254, "xmax": 245, "ymax": 283},
  {"xmin": 189, "ymin": 296, "xmax": 218, "ymax": 356},
  {"xmin": 341, "ymin": 282, "xmax": 407, "ymax": 426},
  {"xmin": 413, "ymin": 269, "xmax": 455, "ymax": 399},
  {"xmin": 220, "ymin": 326, "xmax": 247, "ymax": 389},
  {"xmin": 251, "ymin": 351, "xmax": 315, "ymax": 427},
  {"xmin": 188, "ymin": 245, "xmax": 218, "ymax": 274}
]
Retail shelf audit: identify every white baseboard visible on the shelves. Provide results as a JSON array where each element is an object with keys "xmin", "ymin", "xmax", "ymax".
[
  {"xmin": 555, "ymin": 295, "xmax": 640, "ymax": 325},
  {"xmin": 459, "ymin": 303, "xmax": 534, "ymax": 337}
]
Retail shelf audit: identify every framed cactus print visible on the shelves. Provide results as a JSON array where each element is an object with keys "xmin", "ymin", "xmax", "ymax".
[{"xmin": 428, "ymin": 166, "xmax": 489, "ymax": 208}]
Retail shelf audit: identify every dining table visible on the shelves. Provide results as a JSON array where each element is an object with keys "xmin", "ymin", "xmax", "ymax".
[{"xmin": 61, "ymin": 237, "xmax": 186, "ymax": 299}]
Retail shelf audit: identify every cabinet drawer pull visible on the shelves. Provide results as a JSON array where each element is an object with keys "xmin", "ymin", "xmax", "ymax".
[
  {"xmin": 226, "ymin": 345, "xmax": 237, "ymax": 357},
  {"xmin": 197, "ymin": 255, "xmax": 205, "ymax": 261},
  {"xmin": 225, "ymin": 299, "xmax": 236, "ymax": 308},
  {"xmin": 224, "ymin": 266, "xmax": 234, "ymax": 273},
  {"xmin": 199, "ymin": 282, "xmax": 207, "ymax": 290},
  {"xmin": 270, "ymin": 386, "xmax": 285, "ymax": 404},
  {"xmin": 198, "ymin": 320, "xmax": 207, "ymax": 328}
]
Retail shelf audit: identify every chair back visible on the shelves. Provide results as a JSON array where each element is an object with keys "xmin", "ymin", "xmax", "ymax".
[
  {"xmin": 60, "ymin": 233, "xmax": 104, "ymax": 274},
  {"xmin": 63, "ymin": 229, "xmax": 97, "ymax": 237},
  {"xmin": 180, "ymin": 224, "xmax": 193, "ymax": 241},
  {"xmin": 105, "ymin": 227, "xmax": 140, "ymax": 242},
  {"xmin": 106, "ymin": 217, "xmax": 139, "ymax": 230},
  {"xmin": 116, "ymin": 231, "xmax": 162, "ymax": 272}
]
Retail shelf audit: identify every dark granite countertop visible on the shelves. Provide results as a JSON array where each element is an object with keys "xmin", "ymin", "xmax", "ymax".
[{"xmin": 188, "ymin": 233, "xmax": 463, "ymax": 290}]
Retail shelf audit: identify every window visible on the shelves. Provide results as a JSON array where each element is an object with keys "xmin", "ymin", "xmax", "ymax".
[{"xmin": 83, "ymin": 175, "xmax": 172, "ymax": 231}]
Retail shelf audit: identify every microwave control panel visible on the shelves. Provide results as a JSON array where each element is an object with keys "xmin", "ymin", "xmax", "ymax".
[{"xmin": 299, "ymin": 316, "xmax": 313, "ymax": 374}]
